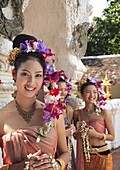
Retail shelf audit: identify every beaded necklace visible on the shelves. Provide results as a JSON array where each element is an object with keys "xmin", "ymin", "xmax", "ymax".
[
  {"xmin": 83, "ymin": 106, "xmax": 100, "ymax": 119},
  {"xmin": 15, "ymin": 100, "xmax": 36, "ymax": 123}
]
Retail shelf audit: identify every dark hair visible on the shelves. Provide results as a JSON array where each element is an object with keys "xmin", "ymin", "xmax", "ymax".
[
  {"xmin": 13, "ymin": 34, "xmax": 37, "ymax": 48},
  {"xmin": 14, "ymin": 52, "xmax": 45, "ymax": 74},
  {"xmin": 80, "ymin": 82, "xmax": 98, "ymax": 94},
  {"xmin": 58, "ymin": 78, "xmax": 66, "ymax": 83},
  {"xmin": 13, "ymin": 34, "xmax": 45, "ymax": 74}
]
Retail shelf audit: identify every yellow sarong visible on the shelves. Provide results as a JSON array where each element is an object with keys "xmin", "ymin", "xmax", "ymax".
[{"xmin": 85, "ymin": 153, "xmax": 112, "ymax": 170}]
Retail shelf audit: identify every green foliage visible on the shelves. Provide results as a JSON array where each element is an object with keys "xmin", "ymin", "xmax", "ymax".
[{"xmin": 85, "ymin": 0, "xmax": 120, "ymax": 56}]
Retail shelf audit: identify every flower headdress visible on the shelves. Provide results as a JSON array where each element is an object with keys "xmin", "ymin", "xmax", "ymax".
[
  {"xmin": 44, "ymin": 70, "xmax": 72, "ymax": 93},
  {"xmin": 8, "ymin": 39, "xmax": 68, "ymax": 122},
  {"xmin": 8, "ymin": 40, "xmax": 55, "ymax": 74}
]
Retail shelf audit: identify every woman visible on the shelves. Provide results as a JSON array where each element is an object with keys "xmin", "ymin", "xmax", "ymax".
[
  {"xmin": 58, "ymin": 77, "xmax": 76, "ymax": 170},
  {"xmin": 11, "ymin": 34, "xmax": 44, "ymax": 102},
  {"xmin": 0, "ymin": 38, "xmax": 70, "ymax": 169},
  {"xmin": 73, "ymin": 78, "xmax": 115, "ymax": 170}
]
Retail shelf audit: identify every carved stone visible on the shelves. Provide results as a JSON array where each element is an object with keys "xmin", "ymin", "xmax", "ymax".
[
  {"xmin": 0, "ymin": 0, "xmax": 29, "ymax": 108},
  {"xmin": 0, "ymin": 0, "xmax": 24, "ymax": 40},
  {"xmin": 54, "ymin": 0, "xmax": 92, "ymax": 79}
]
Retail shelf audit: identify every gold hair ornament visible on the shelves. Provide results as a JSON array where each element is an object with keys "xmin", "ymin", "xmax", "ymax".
[{"xmin": 8, "ymin": 48, "xmax": 20, "ymax": 66}]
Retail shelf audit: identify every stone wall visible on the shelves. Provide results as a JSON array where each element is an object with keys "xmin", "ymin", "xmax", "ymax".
[{"xmin": 81, "ymin": 54, "xmax": 120, "ymax": 98}]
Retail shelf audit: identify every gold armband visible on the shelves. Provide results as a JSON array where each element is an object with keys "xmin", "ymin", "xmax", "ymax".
[
  {"xmin": 102, "ymin": 133, "xmax": 106, "ymax": 141},
  {"xmin": 56, "ymin": 158, "xmax": 65, "ymax": 170}
]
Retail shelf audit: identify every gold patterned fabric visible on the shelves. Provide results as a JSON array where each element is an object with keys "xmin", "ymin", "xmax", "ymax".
[{"xmin": 84, "ymin": 153, "xmax": 112, "ymax": 170}]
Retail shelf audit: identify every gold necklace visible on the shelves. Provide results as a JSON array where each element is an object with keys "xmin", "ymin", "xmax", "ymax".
[
  {"xmin": 84, "ymin": 106, "xmax": 100, "ymax": 119},
  {"xmin": 83, "ymin": 108, "xmax": 95, "ymax": 119},
  {"xmin": 15, "ymin": 100, "xmax": 36, "ymax": 123}
]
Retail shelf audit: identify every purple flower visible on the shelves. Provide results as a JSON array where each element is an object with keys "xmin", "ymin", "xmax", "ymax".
[
  {"xmin": 43, "ymin": 102, "xmax": 65, "ymax": 122},
  {"xmin": 45, "ymin": 63, "xmax": 55, "ymax": 74}
]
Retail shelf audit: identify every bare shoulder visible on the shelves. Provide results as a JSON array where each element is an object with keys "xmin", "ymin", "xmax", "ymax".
[
  {"xmin": 73, "ymin": 109, "xmax": 83, "ymax": 124},
  {"xmin": 101, "ymin": 108, "xmax": 111, "ymax": 118},
  {"xmin": 56, "ymin": 114, "xmax": 64, "ymax": 124},
  {"xmin": 36, "ymin": 99, "xmax": 45, "ymax": 110},
  {"xmin": 74, "ymin": 109, "xmax": 82, "ymax": 117},
  {"xmin": 56, "ymin": 114, "xmax": 65, "ymax": 131},
  {"xmin": 0, "ymin": 101, "xmax": 15, "ymax": 120},
  {"xmin": 0, "ymin": 101, "xmax": 15, "ymax": 135}
]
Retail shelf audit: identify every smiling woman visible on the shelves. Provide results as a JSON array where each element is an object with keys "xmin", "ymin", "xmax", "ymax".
[
  {"xmin": 73, "ymin": 78, "xmax": 115, "ymax": 170},
  {"xmin": 0, "ymin": 35, "xmax": 70, "ymax": 170}
]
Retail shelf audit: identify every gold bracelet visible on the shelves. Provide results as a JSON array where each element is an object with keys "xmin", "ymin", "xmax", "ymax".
[
  {"xmin": 102, "ymin": 133, "xmax": 106, "ymax": 141},
  {"xmin": 56, "ymin": 158, "xmax": 65, "ymax": 170},
  {"xmin": 51, "ymin": 159, "xmax": 59, "ymax": 170}
]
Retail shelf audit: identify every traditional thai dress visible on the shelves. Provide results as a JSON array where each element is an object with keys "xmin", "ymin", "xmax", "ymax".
[
  {"xmin": 1, "ymin": 125, "xmax": 57, "ymax": 165},
  {"xmin": 76, "ymin": 119, "xmax": 112, "ymax": 170}
]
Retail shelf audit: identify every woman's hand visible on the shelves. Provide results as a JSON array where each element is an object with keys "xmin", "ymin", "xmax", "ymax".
[
  {"xmin": 65, "ymin": 124, "xmax": 76, "ymax": 137},
  {"xmin": 29, "ymin": 153, "xmax": 61, "ymax": 170},
  {"xmin": 88, "ymin": 126, "xmax": 98, "ymax": 138}
]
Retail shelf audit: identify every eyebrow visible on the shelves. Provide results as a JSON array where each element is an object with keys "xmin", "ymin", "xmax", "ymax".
[
  {"xmin": 85, "ymin": 89, "xmax": 97, "ymax": 91},
  {"xmin": 21, "ymin": 69, "xmax": 43, "ymax": 73}
]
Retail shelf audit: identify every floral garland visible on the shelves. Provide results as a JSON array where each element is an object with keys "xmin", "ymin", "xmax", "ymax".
[
  {"xmin": 81, "ymin": 121, "xmax": 90, "ymax": 162},
  {"xmin": 43, "ymin": 70, "xmax": 72, "ymax": 122}
]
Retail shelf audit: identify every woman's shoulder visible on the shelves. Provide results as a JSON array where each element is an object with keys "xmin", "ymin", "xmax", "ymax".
[
  {"xmin": 74, "ymin": 108, "xmax": 83, "ymax": 115},
  {"xmin": 0, "ymin": 101, "xmax": 16, "ymax": 124},
  {"xmin": 0, "ymin": 101, "xmax": 15, "ymax": 135},
  {"xmin": 73, "ymin": 108, "xmax": 83, "ymax": 120},
  {"xmin": 0, "ymin": 100, "xmax": 15, "ymax": 113},
  {"xmin": 100, "ymin": 108, "xmax": 111, "ymax": 118},
  {"xmin": 35, "ymin": 100, "xmax": 45, "ymax": 110}
]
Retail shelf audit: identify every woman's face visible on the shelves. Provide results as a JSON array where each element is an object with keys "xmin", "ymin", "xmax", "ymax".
[
  {"xmin": 81, "ymin": 85, "xmax": 98, "ymax": 104},
  {"xmin": 58, "ymin": 81, "xmax": 68, "ymax": 102},
  {"xmin": 15, "ymin": 59, "xmax": 43, "ymax": 98}
]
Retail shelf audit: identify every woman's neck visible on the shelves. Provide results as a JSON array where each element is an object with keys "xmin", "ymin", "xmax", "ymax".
[
  {"xmin": 15, "ymin": 95, "xmax": 36, "ymax": 111},
  {"xmin": 84, "ymin": 104, "xmax": 95, "ymax": 111}
]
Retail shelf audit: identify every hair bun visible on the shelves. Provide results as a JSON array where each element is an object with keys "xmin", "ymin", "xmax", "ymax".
[{"xmin": 13, "ymin": 34, "xmax": 37, "ymax": 48}]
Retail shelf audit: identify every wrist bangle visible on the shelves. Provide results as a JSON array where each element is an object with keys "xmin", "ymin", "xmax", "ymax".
[
  {"xmin": 56, "ymin": 158, "xmax": 65, "ymax": 170},
  {"xmin": 102, "ymin": 133, "xmax": 106, "ymax": 141},
  {"xmin": 24, "ymin": 161, "xmax": 30, "ymax": 170}
]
